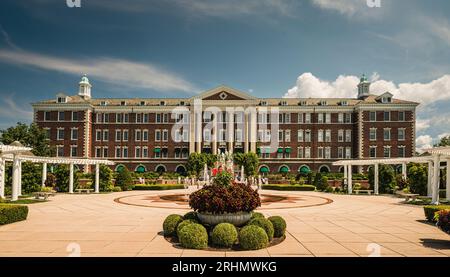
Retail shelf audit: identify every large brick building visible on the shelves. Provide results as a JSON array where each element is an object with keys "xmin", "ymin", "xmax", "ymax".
[{"xmin": 32, "ymin": 75, "xmax": 419, "ymax": 175}]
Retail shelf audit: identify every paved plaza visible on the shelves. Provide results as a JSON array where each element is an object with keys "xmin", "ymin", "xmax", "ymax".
[{"xmin": 0, "ymin": 190, "xmax": 449, "ymax": 257}]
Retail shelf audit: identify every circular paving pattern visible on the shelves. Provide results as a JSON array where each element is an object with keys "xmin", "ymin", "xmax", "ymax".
[{"xmin": 114, "ymin": 192, "xmax": 333, "ymax": 210}]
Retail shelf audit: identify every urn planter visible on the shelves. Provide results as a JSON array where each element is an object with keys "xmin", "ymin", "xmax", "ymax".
[{"xmin": 197, "ymin": 211, "xmax": 252, "ymax": 226}]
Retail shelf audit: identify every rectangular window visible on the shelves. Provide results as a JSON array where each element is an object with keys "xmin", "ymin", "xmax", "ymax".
[
  {"xmin": 297, "ymin": 130, "xmax": 304, "ymax": 142},
  {"xmin": 305, "ymin": 113, "xmax": 311, "ymax": 124},
  {"xmin": 398, "ymin": 128, "xmax": 405, "ymax": 141},
  {"xmin": 370, "ymin": 147, "xmax": 377, "ymax": 158},
  {"xmin": 398, "ymin": 111, "xmax": 405, "ymax": 121},
  {"xmin": 57, "ymin": 146, "xmax": 64, "ymax": 157},
  {"xmin": 398, "ymin": 146, "xmax": 406, "ymax": 158},
  {"xmin": 96, "ymin": 130, "xmax": 101, "ymax": 141},
  {"xmin": 384, "ymin": 111, "xmax": 391, "ymax": 121},
  {"xmin": 95, "ymin": 147, "xmax": 101, "ymax": 158},
  {"xmin": 72, "ymin": 111, "xmax": 79, "ymax": 121},
  {"xmin": 278, "ymin": 130, "xmax": 283, "ymax": 142},
  {"xmin": 123, "ymin": 147, "xmax": 128, "ymax": 158},
  {"xmin": 298, "ymin": 147, "xmax": 303, "ymax": 158},
  {"xmin": 345, "ymin": 130, "xmax": 352, "ymax": 142},
  {"xmin": 143, "ymin": 113, "xmax": 149, "ymax": 123},
  {"xmin": 345, "ymin": 147, "xmax": 352, "ymax": 159},
  {"xmin": 317, "ymin": 147, "xmax": 324, "ymax": 159},
  {"xmin": 103, "ymin": 147, "xmax": 108, "ymax": 158},
  {"xmin": 71, "ymin": 129, "xmax": 78, "ymax": 140},
  {"xmin": 155, "ymin": 130, "xmax": 161, "ymax": 142},
  {"xmin": 318, "ymin": 113, "xmax": 324, "ymax": 124},
  {"xmin": 370, "ymin": 129, "xmax": 377, "ymax": 141},
  {"xmin": 163, "ymin": 113, "xmax": 169, "ymax": 123},
  {"xmin": 162, "ymin": 130, "xmax": 169, "ymax": 142},
  {"xmin": 44, "ymin": 111, "xmax": 51, "ymax": 121},
  {"xmin": 135, "ymin": 130, "xmax": 141, "ymax": 142},
  {"xmin": 325, "ymin": 113, "xmax": 331, "ymax": 123},
  {"xmin": 136, "ymin": 113, "xmax": 142, "ymax": 123},
  {"xmin": 115, "ymin": 130, "xmax": 122, "ymax": 142},
  {"xmin": 116, "ymin": 113, "xmax": 122, "ymax": 123},
  {"xmin": 115, "ymin": 147, "xmax": 121, "ymax": 158},
  {"xmin": 338, "ymin": 147, "xmax": 344, "ymax": 159},
  {"xmin": 344, "ymin": 113, "xmax": 352, "ymax": 123},
  {"xmin": 298, "ymin": 113, "xmax": 303, "ymax": 123},
  {"xmin": 103, "ymin": 130, "xmax": 109, "ymax": 141},
  {"xmin": 338, "ymin": 130, "xmax": 344, "ymax": 142},
  {"xmin": 70, "ymin": 146, "xmax": 77, "ymax": 157},
  {"xmin": 143, "ymin": 147, "xmax": 148, "ymax": 158},
  {"xmin": 124, "ymin": 114, "xmax": 129, "ymax": 123},
  {"xmin": 338, "ymin": 113, "xmax": 344, "ymax": 123},
  {"xmin": 143, "ymin": 130, "xmax": 149, "ymax": 141},
  {"xmin": 384, "ymin": 129, "xmax": 391, "ymax": 141},
  {"xmin": 325, "ymin": 130, "xmax": 331, "ymax": 142},
  {"xmin": 384, "ymin": 147, "xmax": 391, "ymax": 158},
  {"xmin": 57, "ymin": 129, "xmax": 64, "ymax": 140},
  {"xmin": 123, "ymin": 130, "xmax": 129, "ymax": 141},
  {"xmin": 318, "ymin": 130, "xmax": 324, "ymax": 142},
  {"xmin": 305, "ymin": 130, "xmax": 312, "ymax": 142},
  {"xmin": 305, "ymin": 147, "xmax": 311, "ymax": 159},
  {"xmin": 325, "ymin": 147, "xmax": 331, "ymax": 159},
  {"xmin": 369, "ymin": 111, "xmax": 376, "ymax": 121},
  {"xmin": 58, "ymin": 111, "xmax": 65, "ymax": 121},
  {"xmin": 285, "ymin": 130, "xmax": 291, "ymax": 142},
  {"xmin": 104, "ymin": 113, "xmax": 109, "ymax": 123},
  {"xmin": 44, "ymin": 128, "xmax": 50, "ymax": 140}
]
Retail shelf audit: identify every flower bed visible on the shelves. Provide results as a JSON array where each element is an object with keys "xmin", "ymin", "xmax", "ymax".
[
  {"xmin": 423, "ymin": 205, "xmax": 450, "ymax": 222},
  {"xmin": 162, "ymin": 211, "xmax": 287, "ymax": 250},
  {"xmin": 436, "ymin": 210, "xmax": 450, "ymax": 234},
  {"xmin": 262, "ymin": 184, "xmax": 316, "ymax": 191},
  {"xmin": 133, "ymin": 184, "xmax": 184, "ymax": 190}
]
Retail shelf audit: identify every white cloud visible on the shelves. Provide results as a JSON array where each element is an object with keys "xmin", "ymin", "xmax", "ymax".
[
  {"xmin": 426, "ymin": 17, "xmax": 450, "ymax": 47},
  {"xmin": 416, "ymin": 119, "xmax": 430, "ymax": 132},
  {"xmin": 416, "ymin": 135, "xmax": 433, "ymax": 153},
  {"xmin": 284, "ymin": 72, "xmax": 450, "ymax": 108},
  {"xmin": 310, "ymin": 0, "xmax": 383, "ymax": 18},
  {"xmin": 0, "ymin": 95, "xmax": 33, "ymax": 122},
  {"xmin": 0, "ymin": 49, "xmax": 196, "ymax": 93}
]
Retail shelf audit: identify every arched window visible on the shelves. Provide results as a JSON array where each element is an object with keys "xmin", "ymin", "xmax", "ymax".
[
  {"xmin": 319, "ymin": 165, "xmax": 330, "ymax": 173},
  {"xmin": 259, "ymin": 165, "xmax": 270, "ymax": 175},
  {"xmin": 135, "ymin": 165, "xmax": 146, "ymax": 173},
  {"xmin": 115, "ymin": 164, "xmax": 126, "ymax": 172},
  {"xmin": 298, "ymin": 165, "xmax": 311, "ymax": 175},
  {"xmin": 155, "ymin": 165, "xmax": 166, "ymax": 174},
  {"xmin": 175, "ymin": 165, "xmax": 187, "ymax": 176},
  {"xmin": 279, "ymin": 165, "xmax": 290, "ymax": 174}
]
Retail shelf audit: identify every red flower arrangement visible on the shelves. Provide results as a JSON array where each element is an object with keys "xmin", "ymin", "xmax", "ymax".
[{"xmin": 436, "ymin": 209, "xmax": 450, "ymax": 234}]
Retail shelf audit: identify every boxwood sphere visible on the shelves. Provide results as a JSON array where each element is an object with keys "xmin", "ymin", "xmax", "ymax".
[
  {"xmin": 239, "ymin": 225, "xmax": 269, "ymax": 250},
  {"xmin": 183, "ymin": 211, "xmax": 199, "ymax": 221},
  {"xmin": 176, "ymin": 219, "xmax": 198, "ymax": 238},
  {"xmin": 178, "ymin": 223, "xmax": 208, "ymax": 249},
  {"xmin": 211, "ymin": 223, "xmax": 238, "ymax": 248},
  {"xmin": 268, "ymin": 216, "xmax": 287, "ymax": 238},
  {"xmin": 163, "ymin": 214, "xmax": 183, "ymax": 237},
  {"xmin": 248, "ymin": 217, "xmax": 274, "ymax": 241},
  {"xmin": 251, "ymin": 212, "xmax": 265, "ymax": 220}
]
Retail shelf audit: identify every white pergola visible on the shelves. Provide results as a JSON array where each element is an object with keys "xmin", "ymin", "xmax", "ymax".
[
  {"xmin": 0, "ymin": 142, "xmax": 114, "ymax": 201},
  {"xmin": 333, "ymin": 146, "xmax": 450, "ymax": 205}
]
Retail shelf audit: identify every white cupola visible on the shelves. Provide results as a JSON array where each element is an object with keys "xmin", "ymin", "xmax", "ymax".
[
  {"xmin": 357, "ymin": 74, "xmax": 371, "ymax": 99},
  {"xmin": 78, "ymin": 74, "xmax": 92, "ymax": 99}
]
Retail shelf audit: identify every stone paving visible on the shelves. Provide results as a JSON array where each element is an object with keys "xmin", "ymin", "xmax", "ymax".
[{"xmin": 0, "ymin": 189, "xmax": 449, "ymax": 257}]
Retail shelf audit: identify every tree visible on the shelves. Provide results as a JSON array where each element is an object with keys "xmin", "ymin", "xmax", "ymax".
[
  {"xmin": 435, "ymin": 135, "xmax": 450, "ymax": 147},
  {"xmin": 115, "ymin": 167, "xmax": 134, "ymax": 191},
  {"xmin": 187, "ymin": 153, "xmax": 207, "ymax": 177},
  {"xmin": 0, "ymin": 122, "xmax": 54, "ymax": 156},
  {"xmin": 91, "ymin": 165, "xmax": 114, "ymax": 192},
  {"xmin": 407, "ymin": 163, "xmax": 428, "ymax": 196},
  {"xmin": 21, "ymin": 162, "xmax": 42, "ymax": 193},
  {"xmin": 313, "ymin": 172, "xmax": 322, "ymax": 188},
  {"xmin": 54, "ymin": 164, "xmax": 79, "ymax": 192},
  {"xmin": 368, "ymin": 164, "xmax": 396, "ymax": 193},
  {"xmin": 233, "ymin": 152, "xmax": 259, "ymax": 177}
]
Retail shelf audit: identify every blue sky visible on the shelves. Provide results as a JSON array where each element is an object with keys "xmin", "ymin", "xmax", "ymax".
[{"xmin": 0, "ymin": 0, "xmax": 449, "ymax": 150}]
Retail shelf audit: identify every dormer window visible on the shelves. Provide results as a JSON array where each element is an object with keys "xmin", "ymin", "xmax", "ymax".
[
  {"xmin": 100, "ymin": 101, "xmax": 108, "ymax": 106},
  {"xmin": 299, "ymin": 101, "xmax": 307, "ymax": 106},
  {"xmin": 260, "ymin": 101, "xmax": 268, "ymax": 106},
  {"xmin": 57, "ymin": 97, "xmax": 67, "ymax": 103},
  {"xmin": 280, "ymin": 101, "xmax": 288, "ymax": 106},
  {"xmin": 381, "ymin": 97, "xmax": 392, "ymax": 103},
  {"xmin": 120, "ymin": 101, "xmax": 127, "ymax": 106},
  {"xmin": 140, "ymin": 101, "xmax": 146, "ymax": 106},
  {"xmin": 160, "ymin": 101, "xmax": 166, "ymax": 106},
  {"xmin": 179, "ymin": 101, "xmax": 185, "ymax": 106},
  {"xmin": 320, "ymin": 100, "xmax": 328, "ymax": 106},
  {"xmin": 341, "ymin": 101, "xmax": 348, "ymax": 106}
]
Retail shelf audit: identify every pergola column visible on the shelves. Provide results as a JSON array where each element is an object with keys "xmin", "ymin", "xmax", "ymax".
[
  {"xmin": 42, "ymin": 162, "xmax": 47, "ymax": 187},
  {"xmin": 227, "ymin": 110, "xmax": 234, "ymax": 154},
  {"xmin": 95, "ymin": 164, "xmax": 100, "ymax": 193},
  {"xmin": 347, "ymin": 165, "xmax": 353, "ymax": 194},
  {"xmin": 432, "ymin": 155, "xmax": 440, "ymax": 204},
  {"xmin": 18, "ymin": 160, "xmax": 22, "ymax": 196},
  {"xmin": 250, "ymin": 110, "xmax": 257, "ymax": 153},
  {"xmin": 244, "ymin": 112, "xmax": 249, "ymax": 153},
  {"xmin": 446, "ymin": 159, "xmax": 450, "ymax": 200},
  {"xmin": 11, "ymin": 154, "xmax": 20, "ymax": 201},
  {"xmin": 374, "ymin": 163, "xmax": 379, "ymax": 195},
  {"xmin": 401, "ymin": 162, "xmax": 407, "ymax": 181},
  {"xmin": 0, "ymin": 158, "xmax": 5, "ymax": 199},
  {"xmin": 343, "ymin": 165, "xmax": 348, "ymax": 186},
  {"xmin": 69, "ymin": 163, "xmax": 74, "ymax": 194},
  {"xmin": 427, "ymin": 161, "xmax": 433, "ymax": 197}
]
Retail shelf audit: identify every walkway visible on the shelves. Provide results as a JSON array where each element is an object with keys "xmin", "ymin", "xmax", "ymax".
[{"xmin": 0, "ymin": 190, "xmax": 449, "ymax": 257}]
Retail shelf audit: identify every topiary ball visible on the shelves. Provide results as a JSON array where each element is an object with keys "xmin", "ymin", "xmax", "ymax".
[
  {"xmin": 211, "ymin": 223, "xmax": 238, "ymax": 248},
  {"xmin": 183, "ymin": 211, "xmax": 199, "ymax": 221},
  {"xmin": 239, "ymin": 225, "xmax": 269, "ymax": 250},
  {"xmin": 163, "ymin": 214, "xmax": 183, "ymax": 237},
  {"xmin": 248, "ymin": 217, "xmax": 274, "ymax": 241},
  {"xmin": 268, "ymin": 216, "xmax": 287, "ymax": 238},
  {"xmin": 251, "ymin": 212, "xmax": 265, "ymax": 220},
  {"xmin": 177, "ymin": 219, "xmax": 198, "ymax": 238},
  {"xmin": 178, "ymin": 223, "xmax": 208, "ymax": 249}
]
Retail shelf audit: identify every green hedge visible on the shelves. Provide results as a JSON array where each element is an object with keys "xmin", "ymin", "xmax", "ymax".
[
  {"xmin": 424, "ymin": 205, "xmax": 450, "ymax": 222},
  {"xmin": 0, "ymin": 204, "xmax": 29, "ymax": 225},
  {"xmin": 262, "ymin": 184, "xmax": 316, "ymax": 191},
  {"xmin": 133, "ymin": 184, "xmax": 184, "ymax": 190}
]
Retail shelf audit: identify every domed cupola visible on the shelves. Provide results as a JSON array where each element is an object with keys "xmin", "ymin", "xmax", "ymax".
[
  {"xmin": 357, "ymin": 74, "xmax": 371, "ymax": 99},
  {"xmin": 78, "ymin": 74, "xmax": 92, "ymax": 99}
]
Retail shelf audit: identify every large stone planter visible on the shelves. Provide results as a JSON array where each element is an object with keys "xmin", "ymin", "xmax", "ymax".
[{"xmin": 197, "ymin": 212, "xmax": 252, "ymax": 226}]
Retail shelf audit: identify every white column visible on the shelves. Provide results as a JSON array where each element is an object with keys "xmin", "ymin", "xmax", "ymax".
[
  {"xmin": 42, "ymin": 163, "xmax": 47, "ymax": 187},
  {"xmin": 447, "ymin": 159, "xmax": 450, "ymax": 200},
  {"xmin": 432, "ymin": 155, "xmax": 440, "ymax": 205},
  {"xmin": 427, "ymin": 161, "xmax": 433, "ymax": 197},
  {"xmin": 11, "ymin": 154, "xmax": 20, "ymax": 201},
  {"xmin": 18, "ymin": 160, "xmax": 22, "ymax": 196},
  {"xmin": 95, "ymin": 164, "xmax": 100, "ymax": 193},
  {"xmin": 69, "ymin": 163, "xmax": 74, "ymax": 194},
  {"xmin": 227, "ymin": 110, "xmax": 234, "ymax": 153},
  {"xmin": 348, "ymin": 165, "xmax": 353, "ymax": 194},
  {"xmin": 189, "ymin": 110, "xmax": 195, "ymax": 154},
  {"xmin": 250, "ymin": 110, "xmax": 257, "ymax": 153},
  {"xmin": 401, "ymin": 163, "xmax": 407, "ymax": 181},
  {"xmin": 374, "ymin": 163, "xmax": 379, "ymax": 195},
  {"xmin": 0, "ymin": 158, "xmax": 5, "ymax": 199},
  {"xmin": 343, "ymin": 165, "xmax": 348, "ymax": 185},
  {"xmin": 196, "ymin": 111, "xmax": 202, "ymax": 153},
  {"xmin": 244, "ymin": 112, "xmax": 249, "ymax": 153}
]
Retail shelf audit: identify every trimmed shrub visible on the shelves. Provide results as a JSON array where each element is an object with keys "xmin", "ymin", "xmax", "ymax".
[
  {"xmin": 436, "ymin": 210, "xmax": 450, "ymax": 234},
  {"xmin": 183, "ymin": 211, "xmax": 198, "ymax": 221},
  {"xmin": 115, "ymin": 167, "xmax": 134, "ymax": 191},
  {"xmin": 268, "ymin": 216, "xmax": 287, "ymax": 238},
  {"xmin": 163, "ymin": 214, "xmax": 183, "ymax": 237},
  {"xmin": 251, "ymin": 212, "xmax": 265, "ymax": 220},
  {"xmin": 239, "ymin": 225, "xmax": 269, "ymax": 250},
  {"xmin": 133, "ymin": 184, "xmax": 184, "ymax": 190},
  {"xmin": 178, "ymin": 223, "xmax": 208, "ymax": 249},
  {"xmin": 211, "ymin": 223, "xmax": 238, "ymax": 248},
  {"xmin": 262, "ymin": 184, "xmax": 315, "ymax": 191},
  {"xmin": 248, "ymin": 217, "xmax": 274, "ymax": 241},
  {"xmin": 177, "ymin": 219, "xmax": 198, "ymax": 238},
  {"xmin": 424, "ymin": 205, "xmax": 450, "ymax": 222},
  {"xmin": 112, "ymin": 186, "xmax": 122, "ymax": 192},
  {"xmin": 0, "ymin": 205, "xmax": 29, "ymax": 225}
]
